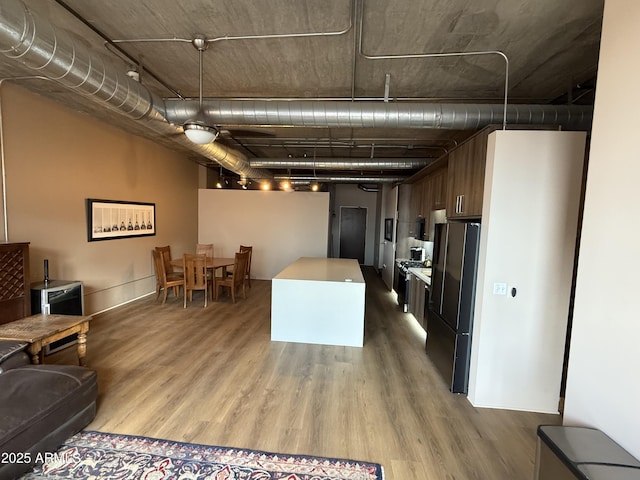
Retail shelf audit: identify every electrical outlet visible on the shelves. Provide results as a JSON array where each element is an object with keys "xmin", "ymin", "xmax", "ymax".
[{"xmin": 493, "ymin": 282, "xmax": 507, "ymax": 295}]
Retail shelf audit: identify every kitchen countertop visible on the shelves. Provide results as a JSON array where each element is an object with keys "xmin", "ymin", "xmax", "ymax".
[
  {"xmin": 408, "ymin": 267, "xmax": 432, "ymax": 285},
  {"xmin": 274, "ymin": 257, "xmax": 364, "ymax": 283}
]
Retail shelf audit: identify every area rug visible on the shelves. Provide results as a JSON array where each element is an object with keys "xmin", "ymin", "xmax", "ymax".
[{"xmin": 21, "ymin": 430, "xmax": 384, "ymax": 480}]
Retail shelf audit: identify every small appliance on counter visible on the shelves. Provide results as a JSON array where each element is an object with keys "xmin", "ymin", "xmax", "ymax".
[{"xmin": 410, "ymin": 247, "xmax": 425, "ymax": 261}]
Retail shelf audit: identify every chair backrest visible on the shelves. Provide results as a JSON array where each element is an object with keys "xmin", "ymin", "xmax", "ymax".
[
  {"xmin": 183, "ymin": 253, "xmax": 208, "ymax": 290},
  {"xmin": 152, "ymin": 249, "xmax": 168, "ymax": 283},
  {"xmin": 232, "ymin": 250, "xmax": 251, "ymax": 286},
  {"xmin": 155, "ymin": 245, "xmax": 173, "ymax": 273},
  {"xmin": 239, "ymin": 245, "xmax": 252, "ymax": 275},
  {"xmin": 196, "ymin": 243, "xmax": 214, "ymax": 257}
]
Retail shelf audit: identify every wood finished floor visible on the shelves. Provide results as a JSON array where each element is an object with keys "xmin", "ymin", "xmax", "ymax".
[{"xmin": 50, "ymin": 267, "xmax": 559, "ymax": 479}]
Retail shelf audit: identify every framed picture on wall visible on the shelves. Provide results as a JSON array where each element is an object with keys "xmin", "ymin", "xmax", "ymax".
[
  {"xmin": 86, "ymin": 199, "xmax": 156, "ymax": 241},
  {"xmin": 384, "ymin": 218, "xmax": 394, "ymax": 241}
]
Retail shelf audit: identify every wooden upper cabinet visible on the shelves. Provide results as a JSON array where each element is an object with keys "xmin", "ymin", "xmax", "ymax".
[
  {"xmin": 418, "ymin": 163, "xmax": 448, "ymax": 240},
  {"xmin": 409, "ymin": 180, "xmax": 425, "ymax": 220},
  {"xmin": 447, "ymin": 132, "xmax": 488, "ymax": 219},
  {"xmin": 430, "ymin": 164, "xmax": 448, "ymax": 210}
]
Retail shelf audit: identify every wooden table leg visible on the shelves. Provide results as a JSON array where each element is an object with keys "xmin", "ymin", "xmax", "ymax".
[
  {"xmin": 28, "ymin": 342, "xmax": 42, "ymax": 365},
  {"xmin": 77, "ymin": 322, "xmax": 89, "ymax": 366}
]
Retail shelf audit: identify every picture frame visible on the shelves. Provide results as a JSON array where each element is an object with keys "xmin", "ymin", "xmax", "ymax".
[
  {"xmin": 384, "ymin": 218, "xmax": 394, "ymax": 241},
  {"xmin": 86, "ymin": 199, "xmax": 156, "ymax": 241}
]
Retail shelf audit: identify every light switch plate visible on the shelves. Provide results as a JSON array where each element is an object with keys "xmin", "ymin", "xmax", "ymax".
[{"xmin": 493, "ymin": 282, "xmax": 507, "ymax": 295}]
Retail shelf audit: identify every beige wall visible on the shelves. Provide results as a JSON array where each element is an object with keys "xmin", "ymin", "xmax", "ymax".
[
  {"xmin": 0, "ymin": 84, "xmax": 199, "ymax": 313},
  {"xmin": 563, "ymin": 0, "xmax": 640, "ymax": 458}
]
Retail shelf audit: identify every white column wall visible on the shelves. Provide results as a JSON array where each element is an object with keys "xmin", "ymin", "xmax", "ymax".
[
  {"xmin": 468, "ymin": 130, "xmax": 585, "ymax": 413},
  {"xmin": 563, "ymin": 0, "xmax": 640, "ymax": 458}
]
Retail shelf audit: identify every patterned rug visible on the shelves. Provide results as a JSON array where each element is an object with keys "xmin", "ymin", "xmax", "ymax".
[{"xmin": 21, "ymin": 430, "xmax": 384, "ymax": 480}]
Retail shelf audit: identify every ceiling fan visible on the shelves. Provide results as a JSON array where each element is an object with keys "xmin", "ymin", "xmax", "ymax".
[
  {"xmin": 180, "ymin": 35, "xmax": 277, "ymax": 145},
  {"xmin": 182, "ymin": 35, "xmax": 219, "ymax": 145}
]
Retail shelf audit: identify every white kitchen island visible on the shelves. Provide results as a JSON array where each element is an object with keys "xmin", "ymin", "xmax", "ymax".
[{"xmin": 271, "ymin": 257, "xmax": 365, "ymax": 347}]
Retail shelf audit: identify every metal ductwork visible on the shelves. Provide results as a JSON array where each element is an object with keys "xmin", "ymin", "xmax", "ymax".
[
  {"xmin": 0, "ymin": 0, "xmax": 266, "ymax": 181},
  {"xmin": 0, "ymin": 0, "xmax": 595, "ymax": 185},
  {"xmin": 250, "ymin": 157, "xmax": 431, "ymax": 170},
  {"xmin": 274, "ymin": 174, "xmax": 406, "ymax": 184},
  {"xmin": 0, "ymin": 0, "xmax": 166, "ymax": 120},
  {"xmin": 164, "ymin": 99, "xmax": 593, "ymax": 131}
]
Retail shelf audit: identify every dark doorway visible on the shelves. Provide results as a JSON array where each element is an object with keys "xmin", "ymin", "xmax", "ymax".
[{"xmin": 339, "ymin": 207, "xmax": 366, "ymax": 264}]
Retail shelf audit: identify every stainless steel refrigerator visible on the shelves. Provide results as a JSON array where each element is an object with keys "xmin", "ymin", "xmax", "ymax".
[{"xmin": 427, "ymin": 221, "xmax": 480, "ymax": 393}]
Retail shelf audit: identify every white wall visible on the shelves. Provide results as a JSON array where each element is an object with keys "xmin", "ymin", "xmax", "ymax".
[
  {"xmin": 468, "ymin": 130, "xmax": 585, "ymax": 413},
  {"xmin": 380, "ymin": 185, "xmax": 398, "ymax": 290},
  {"xmin": 563, "ymin": 0, "xmax": 640, "ymax": 458},
  {"xmin": 198, "ymin": 189, "xmax": 330, "ymax": 279}
]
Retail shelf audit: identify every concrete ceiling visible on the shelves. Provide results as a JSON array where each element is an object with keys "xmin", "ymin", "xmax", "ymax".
[{"xmin": 0, "ymin": 0, "xmax": 604, "ymax": 190}]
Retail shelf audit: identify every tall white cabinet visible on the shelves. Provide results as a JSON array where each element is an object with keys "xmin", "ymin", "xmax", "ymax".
[{"xmin": 467, "ymin": 130, "xmax": 586, "ymax": 413}]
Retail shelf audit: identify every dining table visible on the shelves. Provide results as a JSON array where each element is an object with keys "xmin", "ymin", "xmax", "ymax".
[{"xmin": 170, "ymin": 256, "xmax": 235, "ymax": 276}]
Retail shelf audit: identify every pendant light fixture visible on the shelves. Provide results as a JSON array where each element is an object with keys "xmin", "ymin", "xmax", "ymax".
[{"xmin": 183, "ymin": 35, "xmax": 219, "ymax": 145}]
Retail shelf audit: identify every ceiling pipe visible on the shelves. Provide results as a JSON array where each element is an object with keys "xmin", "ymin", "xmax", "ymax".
[
  {"xmin": 0, "ymin": 0, "xmax": 268, "ymax": 181},
  {"xmin": 111, "ymin": 0, "xmax": 353, "ymax": 47},
  {"xmin": 356, "ymin": 0, "xmax": 511, "ymax": 129},
  {"xmin": 250, "ymin": 157, "xmax": 431, "ymax": 170},
  {"xmin": 164, "ymin": 99, "xmax": 593, "ymax": 131},
  {"xmin": 274, "ymin": 174, "xmax": 406, "ymax": 183},
  {"xmin": 358, "ymin": 184, "xmax": 379, "ymax": 192},
  {"xmin": 0, "ymin": 0, "xmax": 594, "ymax": 184}
]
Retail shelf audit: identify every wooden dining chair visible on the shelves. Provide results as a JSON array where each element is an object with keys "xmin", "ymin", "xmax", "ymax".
[
  {"xmin": 152, "ymin": 249, "xmax": 184, "ymax": 304},
  {"xmin": 196, "ymin": 243, "xmax": 215, "ymax": 281},
  {"xmin": 196, "ymin": 243, "xmax": 214, "ymax": 257},
  {"xmin": 155, "ymin": 245, "xmax": 174, "ymax": 274},
  {"xmin": 214, "ymin": 250, "xmax": 250, "ymax": 303},
  {"xmin": 225, "ymin": 245, "xmax": 253, "ymax": 287},
  {"xmin": 239, "ymin": 245, "xmax": 253, "ymax": 288},
  {"xmin": 183, "ymin": 253, "xmax": 209, "ymax": 308}
]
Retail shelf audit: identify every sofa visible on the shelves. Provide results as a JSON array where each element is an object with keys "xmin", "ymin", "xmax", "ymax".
[{"xmin": 0, "ymin": 340, "xmax": 98, "ymax": 479}]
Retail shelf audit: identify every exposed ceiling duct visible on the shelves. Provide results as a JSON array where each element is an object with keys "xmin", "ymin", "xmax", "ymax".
[
  {"xmin": 0, "ymin": 0, "xmax": 267, "ymax": 181},
  {"xmin": 0, "ymin": 0, "xmax": 597, "ymax": 186},
  {"xmin": 164, "ymin": 99, "xmax": 593, "ymax": 131},
  {"xmin": 250, "ymin": 157, "xmax": 431, "ymax": 170},
  {"xmin": 274, "ymin": 174, "xmax": 406, "ymax": 183}
]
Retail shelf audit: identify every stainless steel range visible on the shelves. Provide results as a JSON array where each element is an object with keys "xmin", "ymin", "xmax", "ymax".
[{"xmin": 395, "ymin": 260, "xmax": 426, "ymax": 312}]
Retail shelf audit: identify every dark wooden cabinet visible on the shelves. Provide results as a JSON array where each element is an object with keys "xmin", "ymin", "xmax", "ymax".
[
  {"xmin": 411, "ymin": 163, "xmax": 448, "ymax": 241},
  {"xmin": 409, "ymin": 273, "xmax": 428, "ymax": 328},
  {"xmin": 447, "ymin": 132, "xmax": 488, "ymax": 219},
  {"xmin": 409, "ymin": 180, "xmax": 425, "ymax": 237},
  {"xmin": 431, "ymin": 165, "xmax": 447, "ymax": 210},
  {"xmin": 0, "ymin": 242, "xmax": 30, "ymax": 325}
]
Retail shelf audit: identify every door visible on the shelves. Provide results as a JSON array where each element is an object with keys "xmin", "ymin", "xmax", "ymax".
[{"xmin": 339, "ymin": 207, "xmax": 366, "ymax": 264}]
